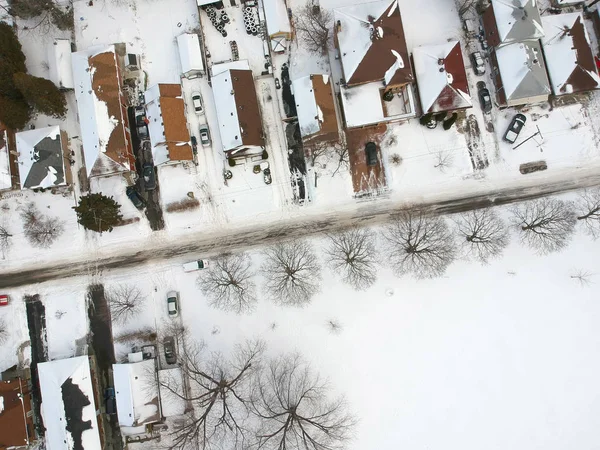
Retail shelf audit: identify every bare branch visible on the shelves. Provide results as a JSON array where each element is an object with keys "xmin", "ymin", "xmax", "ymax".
[
  {"xmin": 19, "ymin": 202, "xmax": 64, "ymax": 249},
  {"xmin": 382, "ymin": 211, "xmax": 456, "ymax": 279},
  {"xmin": 326, "ymin": 319, "xmax": 343, "ymax": 335},
  {"xmin": 0, "ymin": 317, "xmax": 7, "ymax": 344},
  {"xmin": 511, "ymin": 198, "xmax": 577, "ymax": 254},
  {"xmin": 576, "ymin": 188, "xmax": 600, "ymax": 239},
  {"xmin": 453, "ymin": 209, "xmax": 509, "ymax": 264},
  {"xmin": 570, "ymin": 269, "xmax": 593, "ymax": 288},
  {"xmin": 433, "ymin": 149, "xmax": 454, "ymax": 173},
  {"xmin": 295, "ymin": 3, "xmax": 333, "ymax": 56},
  {"xmin": 0, "ymin": 224, "xmax": 12, "ymax": 258},
  {"xmin": 197, "ymin": 253, "xmax": 257, "ymax": 314},
  {"xmin": 107, "ymin": 284, "xmax": 145, "ymax": 325}
]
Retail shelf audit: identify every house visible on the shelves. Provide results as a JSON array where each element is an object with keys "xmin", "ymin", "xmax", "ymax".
[
  {"xmin": 482, "ymin": 0, "xmax": 544, "ymax": 48},
  {"xmin": 72, "ymin": 45, "xmax": 135, "ymax": 178},
  {"xmin": 292, "ymin": 74, "xmax": 339, "ymax": 145},
  {"xmin": 551, "ymin": 0, "xmax": 584, "ymax": 6},
  {"xmin": 144, "ymin": 84, "xmax": 193, "ymax": 165},
  {"xmin": 47, "ymin": 39, "xmax": 73, "ymax": 90},
  {"xmin": 333, "ymin": 0, "xmax": 416, "ymax": 128},
  {"xmin": 541, "ymin": 13, "xmax": 600, "ymax": 96},
  {"xmin": 412, "ymin": 41, "xmax": 472, "ymax": 114},
  {"xmin": 0, "ymin": 377, "xmax": 35, "ymax": 449},
  {"xmin": 15, "ymin": 126, "xmax": 71, "ymax": 190},
  {"xmin": 37, "ymin": 356, "xmax": 102, "ymax": 450},
  {"xmin": 113, "ymin": 358, "xmax": 160, "ymax": 435},
  {"xmin": 176, "ymin": 33, "xmax": 204, "ymax": 79},
  {"xmin": 263, "ymin": 0, "xmax": 292, "ymax": 53},
  {"xmin": 212, "ymin": 61, "xmax": 264, "ymax": 155}
]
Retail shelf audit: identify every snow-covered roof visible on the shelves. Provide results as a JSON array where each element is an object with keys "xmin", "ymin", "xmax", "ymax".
[
  {"xmin": 292, "ymin": 74, "xmax": 339, "ymax": 144},
  {"xmin": 490, "ymin": 0, "xmax": 544, "ymax": 45},
  {"xmin": 113, "ymin": 360, "xmax": 160, "ymax": 430},
  {"xmin": 16, "ymin": 126, "xmax": 67, "ymax": 189},
  {"xmin": 144, "ymin": 84, "xmax": 193, "ymax": 165},
  {"xmin": 541, "ymin": 13, "xmax": 600, "ymax": 95},
  {"xmin": 262, "ymin": 0, "xmax": 291, "ymax": 38},
  {"xmin": 37, "ymin": 356, "xmax": 102, "ymax": 450},
  {"xmin": 157, "ymin": 368, "xmax": 186, "ymax": 418},
  {"xmin": 48, "ymin": 39, "xmax": 74, "ymax": 89},
  {"xmin": 340, "ymin": 82, "xmax": 416, "ymax": 128},
  {"xmin": 212, "ymin": 68, "xmax": 264, "ymax": 151},
  {"xmin": 176, "ymin": 33, "xmax": 204, "ymax": 76},
  {"xmin": 72, "ymin": 45, "xmax": 135, "ymax": 177},
  {"xmin": 334, "ymin": 0, "xmax": 413, "ymax": 86},
  {"xmin": 413, "ymin": 41, "xmax": 472, "ymax": 114},
  {"xmin": 0, "ymin": 129, "xmax": 11, "ymax": 190},
  {"xmin": 211, "ymin": 59, "xmax": 251, "ymax": 77},
  {"xmin": 495, "ymin": 40, "xmax": 550, "ymax": 105}
]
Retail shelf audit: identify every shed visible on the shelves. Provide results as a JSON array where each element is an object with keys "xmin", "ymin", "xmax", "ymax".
[
  {"xmin": 176, "ymin": 33, "xmax": 205, "ymax": 79},
  {"xmin": 262, "ymin": 0, "xmax": 291, "ymax": 51},
  {"xmin": 47, "ymin": 39, "xmax": 74, "ymax": 89}
]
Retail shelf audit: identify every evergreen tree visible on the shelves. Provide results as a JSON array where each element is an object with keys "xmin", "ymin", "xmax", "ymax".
[
  {"xmin": 0, "ymin": 96, "xmax": 30, "ymax": 129},
  {"xmin": 0, "ymin": 22, "xmax": 26, "ymax": 73},
  {"xmin": 13, "ymin": 72, "xmax": 67, "ymax": 118},
  {"xmin": 443, "ymin": 112, "xmax": 458, "ymax": 130},
  {"xmin": 73, "ymin": 193, "xmax": 123, "ymax": 233}
]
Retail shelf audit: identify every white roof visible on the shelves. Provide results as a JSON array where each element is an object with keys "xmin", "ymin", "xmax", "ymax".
[
  {"xmin": 176, "ymin": 33, "xmax": 204, "ymax": 75},
  {"xmin": 16, "ymin": 125, "xmax": 66, "ymax": 189},
  {"xmin": 211, "ymin": 59, "xmax": 250, "ymax": 77},
  {"xmin": 144, "ymin": 84, "xmax": 170, "ymax": 165},
  {"xmin": 292, "ymin": 74, "xmax": 328, "ymax": 138},
  {"xmin": 157, "ymin": 368, "xmax": 186, "ymax": 418},
  {"xmin": 48, "ymin": 39, "xmax": 74, "ymax": 89},
  {"xmin": 491, "ymin": 0, "xmax": 544, "ymax": 44},
  {"xmin": 0, "ymin": 130, "xmax": 11, "ymax": 190},
  {"xmin": 37, "ymin": 356, "xmax": 101, "ymax": 450},
  {"xmin": 262, "ymin": 0, "xmax": 291, "ymax": 37},
  {"xmin": 541, "ymin": 13, "xmax": 600, "ymax": 95},
  {"xmin": 212, "ymin": 68, "xmax": 247, "ymax": 151},
  {"xmin": 113, "ymin": 360, "xmax": 160, "ymax": 429}
]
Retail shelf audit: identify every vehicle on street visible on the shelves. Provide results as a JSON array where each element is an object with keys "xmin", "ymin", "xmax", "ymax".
[
  {"xmin": 263, "ymin": 167, "xmax": 272, "ymax": 184},
  {"xmin": 142, "ymin": 162, "xmax": 156, "ymax": 191},
  {"xmin": 183, "ymin": 260, "xmax": 210, "ymax": 272},
  {"xmin": 199, "ymin": 125, "xmax": 211, "ymax": 146},
  {"xmin": 470, "ymin": 51, "xmax": 486, "ymax": 75},
  {"xmin": 365, "ymin": 142, "xmax": 378, "ymax": 166},
  {"xmin": 191, "ymin": 92, "xmax": 204, "ymax": 115},
  {"xmin": 167, "ymin": 291, "xmax": 179, "ymax": 317},
  {"xmin": 477, "ymin": 81, "xmax": 492, "ymax": 113},
  {"xmin": 164, "ymin": 336, "xmax": 177, "ymax": 365},
  {"xmin": 503, "ymin": 113, "xmax": 527, "ymax": 144},
  {"xmin": 126, "ymin": 186, "xmax": 145, "ymax": 210},
  {"xmin": 520, "ymin": 160, "xmax": 547, "ymax": 174},
  {"xmin": 0, "ymin": 294, "xmax": 8, "ymax": 306}
]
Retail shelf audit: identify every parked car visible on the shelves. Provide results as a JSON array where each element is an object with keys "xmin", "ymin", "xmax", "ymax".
[
  {"xmin": 520, "ymin": 160, "xmax": 547, "ymax": 175},
  {"xmin": 167, "ymin": 291, "xmax": 179, "ymax": 317},
  {"xmin": 477, "ymin": 81, "xmax": 492, "ymax": 113},
  {"xmin": 191, "ymin": 135, "xmax": 198, "ymax": 152},
  {"xmin": 503, "ymin": 113, "xmax": 527, "ymax": 144},
  {"xmin": 0, "ymin": 294, "xmax": 8, "ymax": 306},
  {"xmin": 365, "ymin": 142, "xmax": 378, "ymax": 166},
  {"xmin": 191, "ymin": 92, "xmax": 204, "ymax": 115},
  {"xmin": 164, "ymin": 336, "xmax": 177, "ymax": 365},
  {"xmin": 142, "ymin": 162, "xmax": 156, "ymax": 191},
  {"xmin": 199, "ymin": 125, "xmax": 211, "ymax": 146},
  {"xmin": 104, "ymin": 387, "xmax": 116, "ymax": 415},
  {"xmin": 126, "ymin": 186, "xmax": 145, "ymax": 210},
  {"xmin": 137, "ymin": 124, "xmax": 149, "ymax": 139},
  {"xmin": 470, "ymin": 51, "xmax": 486, "ymax": 75},
  {"xmin": 263, "ymin": 167, "xmax": 272, "ymax": 185},
  {"xmin": 183, "ymin": 260, "xmax": 209, "ymax": 272},
  {"xmin": 134, "ymin": 106, "xmax": 146, "ymax": 126}
]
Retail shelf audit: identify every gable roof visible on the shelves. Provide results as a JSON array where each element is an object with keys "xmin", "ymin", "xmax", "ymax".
[
  {"xmin": 16, "ymin": 126, "xmax": 66, "ymax": 189},
  {"xmin": 72, "ymin": 45, "xmax": 134, "ymax": 177},
  {"xmin": 491, "ymin": 0, "xmax": 544, "ymax": 45},
  {"xmin": 0, "ymin": 378, "xmax": 32, "ymax": 449},
  {"xmin": 48, "ymin": 39, "xmax": 74, "ymax": 89},
  {"xmin": 496, "ymin": 40, "xmax": 551, "ymax": 103},
  {"xmin": 263, "ymin": 0, "xmax": 292, "ymax": 37},
  {"xmin": 334, "ymin": 0, "xmax": 413, "ymax": 86},
  {"xmin": 541, "ymin": 13, "xmax": 600, "ymax": 95},
  {"xmin": 292, "ymin": 74, "xmax": 339, "ymax": 144},
  {"xmin": 37, "ymin": 356, "xmax": 102, "ymax": 450},
  {"xmin": 176, "ymin": 33, "xmax": 204, "ymax": 76},
  {"xmin": 0, "ymin": 127, "xmax": 12, "ymax": 190},
  {"xmin": 212, "ymin": 66, "xmax": 264, "ymax": 151},
  {"xmin": 413, "ymin": 41, "xmax": 472, "ymax": 114},
  {"xmin": 113, "ymin": 360, "xmax": 160, "ymax": 429}
]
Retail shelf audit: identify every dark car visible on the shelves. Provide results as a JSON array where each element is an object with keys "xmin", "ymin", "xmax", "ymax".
[
  {"xmin": 191, "ymin": 135, "xmax": 198, "ymax": 154},
  {"xmin": 365, "ymin": 142, "xmax": 378, "ymax": 166},
  {"xmin": 164, "ymin": 336, "xmax": 177, "ymax": 365},
  {"xmin": 104, "ymin": 387, "xmax": 116, "ymax": 415},
  {"xmin": 126, "ymin": 186, "xmax": 145, "ymax": 210},
  {"xmin": 477, "ymin": 81, "xmax": 492, "ymax": 113},
  {"xmin": 142, "ymin": 162, "xmax": 156, "ymax": 191},
  {"xmin": 503, "ymin": 113, "xmax": 527, "ymax": 144}
]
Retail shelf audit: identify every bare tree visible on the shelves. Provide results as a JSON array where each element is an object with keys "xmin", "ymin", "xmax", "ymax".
[
  {"xmin": 324, "ymin": 227, "xmax": 378, "ymax": 290},
  {"xmin": 382, "ymin": 211, "xmax": 456, "ymax": 278},
  {"xmin": 331, "ymin": 144, "xmax": 349, "ymax": 177},
  {"xmin": 19, "ymin": 202, "xmax": 64, "ymax": 248},
  {"xmin": 570, "ymin": 269, "xmax": 593, "ymax": 287},
  {"xmin": 455, "ymin": 0, "xmax": 477, "ymax": 18},
  {"xmin": 434, "ymin": 149, "xmax": 454, "ymax": 173},
  {"xmin": 454, "ymin": 209, "xmax": 509, "ymax": 264},
  {"xmin": 295, "ymin": 3, "xmax": 333, "ymax": 55},
  {"xmin": 252, "ymin": 353, "xmax": 355, "ymax": 450},
  {"xmin": 576, "ymin": 188, "xmax": 600, "ymax": 239},
  {"xmin": 197, "ymin": 253, "xmax": 257, "ymax": 314},
  {"xmin": 511, "ymin": 198, "xmax": 577, "ymax": 254},
  {"xmin": 0, "ymin": 224, "xmax": 11, "ymax": 257},
  {"xmin": 107, "ymin": 284, "xmax": 145, "ymax": 325},
  {"xmin": 261, "ymin": 240, "xmax": 321, "ymax": 307},
  {"xmin": 159, "ymin": 338, "xmax": 264, "ymax": 450},
  {"xmin": 0, "ymin": 317, "xmax": 7, "ymax": 344},
  {"xmin": 326, "ymin": 319, "xmax": 343, "ymax": 335}
]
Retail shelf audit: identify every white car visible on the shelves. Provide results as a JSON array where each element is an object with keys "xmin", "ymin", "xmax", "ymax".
[
  {"xmin": 183, "ymin": 260, "xmax": 210, "ymax": 272},
  {"xmin": 192, "ymin": 92, "xmax": 204, "ymax": 115},
  {"xmin": 167, "ymin": 291, "xmax": 179, "ymax": 317}
]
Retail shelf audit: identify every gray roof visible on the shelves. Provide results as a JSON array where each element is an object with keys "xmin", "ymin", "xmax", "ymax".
[
  {"xmin": 492, "ymin": 0, "xmax": 544, "ymax": 45},
  {"xmin": 16, "ymin": 126, "xmax": 66, "ymax": 189}
]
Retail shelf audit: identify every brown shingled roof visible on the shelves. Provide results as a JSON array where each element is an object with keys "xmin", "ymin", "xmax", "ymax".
[
  {"xmin": 230, "ymin": 70, "xmax": 264, "ymax": 147},
  {"xmin": 158, "ymin": 92, "xmax": 193, "ymax": 161},
  {"xmin": 0, "ymin": 378, "xmax": 33, "ymax": 449},
  {"xmin": 305, "ymin": 75, "xmax": 339, "ymax": 145},
  {"xmin": 562, "ymin": 15, "xmax": 599, "ymax": 93}
]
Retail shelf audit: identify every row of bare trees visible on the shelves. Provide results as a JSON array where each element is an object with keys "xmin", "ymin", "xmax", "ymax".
[
  {"xmin": 196, "ymin": 190, "xmax": 600, "ymax": 311},
  {"xmin": 158, "ymin": 334, "xmax": 355, "ymax": 450}
]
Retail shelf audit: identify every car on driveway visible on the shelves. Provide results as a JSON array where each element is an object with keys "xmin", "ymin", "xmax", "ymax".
[
  {"xmin": 365, "ymin": 142, "xmax": 378, "ymax": 166},
  {"xmin": 126, "ymin": 186, "xmax": 145, "ymax": 210},
  {"xmin": 167, "ymin": 291, "xmax": 179, "ymax": 317},
  {"xmin": 199, "ymin": 125, "xmax": 211, "ymax": 146},
  {"xmin": 142, "ymin": 162, "xmax": 156, "ymax": 191},
  {"xmin": 503, "ymin": 113, "xmax": 527, "ymax": 144},
  {"xmin": 470, "ymin": 51, "xmax": 486, "ymax": 75},
  {"xmin": 183, "ymin": 260, "xmax": 209, "ymax": 272},
  {"xmin": 164, "ymin": 336, "xmax": 177, "ymax": 365},
  {"xmin": 477, "ymin": 81, "xmax": 492, "ymax": 113},
  {"xmin": 191, "ymin": 92, "xmax": 204, "ymax": 115}
]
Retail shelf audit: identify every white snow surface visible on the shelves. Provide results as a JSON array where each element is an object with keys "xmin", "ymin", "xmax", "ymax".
[
  {"xmin": 0, "ymin": 395, "xmax": 3, "ymax": 413},
  {"xmin": 0, "ymin": 130, "xmax": 10, "ymax": 190},
  {"xmin": 158, "ymin": 368, "xmax": 186, "ymax": 417},
  {"xmin": 262, "ymin": 0, "xmax": 292, "ymax": 37},
  {"xmin": 37, "ymin": 356, "xmax": 101, "ymax": 450},
  {"xmin": 15, "ymin": 126, "xmax": 65, "ymax": 190},
  {"xmin": 176, "ymin": 33, "xmax": 204, "ymax": 77},
  {"xmin": 292, "ymin": 75, "xmax": 321, "ymax": 138},
  {"xmin": 113, "ymin": 360, "xmax": 159, "ymax": 429},
  {"xmin": 47, "ymin": 39, "xmax": 74, "ymax": 89}
]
